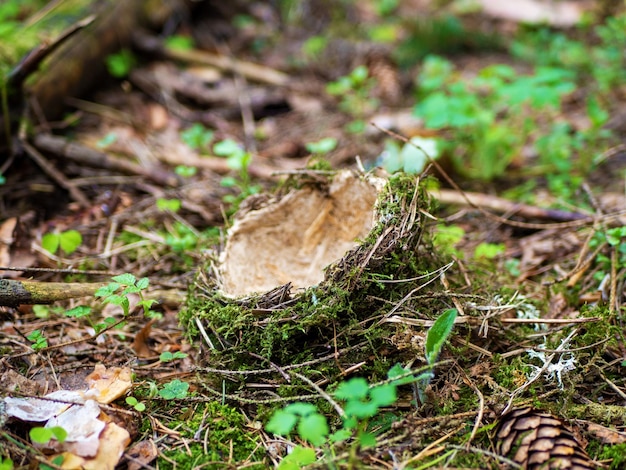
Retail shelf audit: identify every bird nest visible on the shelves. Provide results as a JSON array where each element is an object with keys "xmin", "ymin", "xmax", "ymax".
[{"xmin": 182, "ymin": 170, "xmax": 447, "ymax": 368}]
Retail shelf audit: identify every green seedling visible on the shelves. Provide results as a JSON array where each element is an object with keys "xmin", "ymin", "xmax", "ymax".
[
  {"xmin": 29, "ymin": 426, "xmax": 67, "ymax": 445},
  {"xmin": 96, "ymin": 132, "xmax": 117, "ymax": 149},
  {"xmin": 26, "ymin": 329, "xmax": 47, "ymax": 351},
  {"xmin": 266, "ymin": 308, "xmax": 457, "ymax": 465},
  {"xmin": 106, "ymin": 49, "xmax": 136, "ymax": 78},
  {"xmin": 326, "ymin": 65, "xmax": 379, "ymax": 133},
  {"xmin": 379, "ymin": 136, "xmax": 440, "ymax": 174},
  {"xmin": 158, "ymin": 379, "xmax": 189, "ymax": 400},
  {"xmin": 181, "ymin": 123, "xmax": 214, "ymax": 151},
  {"xmin": 412, "ymin": 308, "xmax": 458, "ymax": 404},
  {"xmin": 432, "ymin": 224, "xmax": 465, "ymax": 257},
  {"xmin": 174, "ymin": 165, "xmax": 197, "ymax": 177},
  {"xmin": 213, "ymin": 139, "xmax": 260, "ymax": 208},
  {"xmin": 474, "ymin": 242, "xmax": 505, "ymax": 260},
  {"xmin": 95, "ymin": 273, "xmax": 159, "ymax": 320},
  {"xmin": 42, "ymin": 229, "xmax": 82, "ymax": 255},
  {"xmin": 159, "ymin": 351, "xmax": 188, "ymax": 362},
  {"xmin": 590, "ymin": 226, "xmax": 626, "ymax": 280},
  {"xmin": 156, "ymin": 198, "xmax": 182, "ymax": 213},
  {"xmin": 164, "ymin": 35, "xmax": 195, "ymax": 51},
  {"xmin": 125, "ymin": 396, "xmax": 146, "ymax": 412},
  {"xmin": 305, "ymin": 137, "xmax": 337, "ymax": 155},
  {"xmin": 0, "ymin": 457, "xmax": 13, "ymax": 470},
  {"xmin": 414, "ymin": 56, "xmax": 578, "ymax": 180}
]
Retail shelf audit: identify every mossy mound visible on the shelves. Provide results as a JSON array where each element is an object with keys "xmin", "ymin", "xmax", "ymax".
[{"xmin": 182, "ymin": 171, "xmax": 453, "ymax": 375}]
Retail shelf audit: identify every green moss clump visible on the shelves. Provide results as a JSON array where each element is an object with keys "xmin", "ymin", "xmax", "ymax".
[
  {"xmin": 159, "ymin": 402, "xmax": 265, "ymax": 469},
  {"xmin": 181, "ymin": 172, "xmax": 450, "ymax": 376}
]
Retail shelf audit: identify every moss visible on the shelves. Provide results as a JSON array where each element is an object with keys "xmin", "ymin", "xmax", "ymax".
[
  {"xmin": 159, "ymin": 402, "xmax": 266, "ymax": 469},
  {"xmin": 182, "ymin": 172, "xmax": 447, "ymax": 374},
  {"xmin": 596, "ymin": 442, "xmax": 626, "ymax": 469}
]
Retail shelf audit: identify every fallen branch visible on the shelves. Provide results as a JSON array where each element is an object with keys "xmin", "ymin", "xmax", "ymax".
[
  {"xmin": 0, "ymin": 279, "xmax": 106, "ymax": 307},
  {"xmin": 431, "ymin": 189, "xmax": 593, "ymax": 223}
]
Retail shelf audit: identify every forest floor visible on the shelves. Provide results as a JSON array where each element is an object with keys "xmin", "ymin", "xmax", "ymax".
[{"xmin": 1, "ymin": 1, "xmax": 626, "ymax": 469}]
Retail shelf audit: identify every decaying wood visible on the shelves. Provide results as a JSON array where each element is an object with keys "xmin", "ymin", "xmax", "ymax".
[
  {"xmin": 29, "ymin": 0, "xmax": 191, "ymax": 121},
  {"xmin": 0, "ymin": 279, "xmax": 107, "ymax": 307}
]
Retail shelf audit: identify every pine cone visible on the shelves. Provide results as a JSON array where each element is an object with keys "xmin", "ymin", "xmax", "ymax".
[{"xmin": 495, "ymin": 407, "xmax": 595, "ymax": 469}]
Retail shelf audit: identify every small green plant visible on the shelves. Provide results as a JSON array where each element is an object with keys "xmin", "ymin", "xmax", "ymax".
[
  {"xmin": 432, "ymin": 223, "xmax": 465, "ymax": 257},
  {"xmin": 414, "ymin": 56, "xmax": 578, "ymax": 180},
  {"xmin": 105, "ymin": 49, "xmax": 136, "ymax": 78},
  {"xmin": 180, "ymin": 123, "xmax": 214, "ymax": 151},
  {"xmin": 266, "ymin": 308, "xmax": 458, "ymax": 466},
  {"xmin": 158, "ymin": 379, "xmax": 190, "ymax": 400},
  {"xmin": 29, "ymin": 426, "xmax": 67, "ymax": 445},
  {"xmin": 164, "ymin": 34, "xmax": 195, "ymax": 51},
  {"xmin": 213, "ymin": 139, "xmax": 260, "ymax": 206},
  {"xmin": 379, "ymin": 136, "xmax": 440, "ymax": 174},
  {"xmin": 26, "ymin": 329, "xmax": 47, "ymax": 351},
  {"xmin": 474, "ymin": 242, "xmax": 505, "ymax": 260},
  {"xmin": 41, "ymin": 229, "xmax": 82, "ymax": 255},
  {"xmin": 125, "ymin": 396, "xmax": 146, "ymax": 412},
  {"xmin": 590, "ymin": 226, "xmax": 626, "ymax": 280},
  {"xmin": 174, "ymin": 165, "xmax": 197, "ymax": 177},
  {"xmin": 159, "ymin": 351, "xmax": 188, "ymax": 362},
  {"xmin": 156, "ymin": 198, "xmax": 182, "ymax": 213},
  {"xmin": 0, "ymin": 456, "xmax": 13, "ymax": 470},
  {"xmin": 305, "ymin": 137, "xmax": 338, "ymax": 155},
  {"xmin": 95, "ymin": 132, "xmax": 117, "ymax": 149},
  {"xmin": 95, "ymin": 273, "xmax": 160, "ymax": 321},
  {"xmin": 64, "ymin": 304, "xmax": 120, "ymax": 336},
  {"xmin": 326, "ymin": 65, "xmax": 379, "ymax": 133}
]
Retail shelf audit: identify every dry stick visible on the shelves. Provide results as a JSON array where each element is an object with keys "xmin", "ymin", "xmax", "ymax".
[
  {"xmin": 21, "ymin": 139, "xmax": 90, "ymax": 208},
  {"xmin": 610, "ymin": 246, "xmax": 618, "ymax": 316},
  {"xmin": 455, "ymin": 364, "xmax": 484, "ymax": 449},
  {"xmin": 434, "ymin": 188, "xmax": 593, "ymax": 222},
  {"xmin": 0, "ymin": 279, "xmax": 107, "ymax": 307},
  {"xmin": 372, "ymin": 124, "xmax": 626, "ymax": 230},
  {"xmin": 32, "ymin": 133, "xmax": 178, "ymax": 187},
  {"xmin": 293, "ymin": 372, "xmax": 345, "ymax": 418}
]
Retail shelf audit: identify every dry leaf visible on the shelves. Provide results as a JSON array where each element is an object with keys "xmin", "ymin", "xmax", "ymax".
[
  {"xmin": 126, "ymin": 439, "xmax": 158, "ymax": 470},
  {"xmin": 85, "ymin": 364, "xmax": 132, "ymax": 404},
  {"xmin": 132, "ymin": 319, "xmax": 156, "ymax": 358}
]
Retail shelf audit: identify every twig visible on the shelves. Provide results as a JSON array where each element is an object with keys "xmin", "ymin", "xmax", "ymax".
[
  {"xmin": 293, "ymin": 372, "xmax": 345, "ymax": 418},
  {"xmin": 132, "ymin": 30, "xmax": 289, "ymax": 86},
  {"xmin": 456, "ymin": 364, "xmax": 484, "ymax": 448},
  {"xmin": 433, "ymin": 188, "xmax": 593, "ymax": 222}
]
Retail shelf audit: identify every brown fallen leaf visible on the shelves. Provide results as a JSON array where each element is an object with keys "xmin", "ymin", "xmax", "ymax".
[
  {"xmin": 126, "ymin": 439, "xmax": 158, "ymax": 470},
  {"xmin": 581, "ymin": 420, "xmax": 626, "ymax": 445},
  {"xmin": 132, "ymin": 318, "xmax": 156, "ymax": 358}
]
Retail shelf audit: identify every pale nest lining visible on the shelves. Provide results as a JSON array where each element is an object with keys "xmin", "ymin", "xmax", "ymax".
[{"xmin": 217, "ymin": 170, "xmax": 386, "ymax": 297}]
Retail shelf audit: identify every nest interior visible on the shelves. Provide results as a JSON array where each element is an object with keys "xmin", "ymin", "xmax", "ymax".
[
  {"xmin": 216, "ymin": 170, "xmax": 385, "ymax": 297},
  {"xmin": 183, "ymin": 172, "xmax": 451, "ymax": 374}
]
